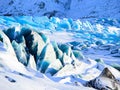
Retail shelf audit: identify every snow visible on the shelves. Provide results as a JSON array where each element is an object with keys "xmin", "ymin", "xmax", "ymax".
[
  {"xmin": 0, "ymin": 69, "xmax": 90, "ymax": 90},
  {"xmin": 0, "ymin": 40, "xmax": 94, "ymax": 90},
  {"xmin": 0, "ymin": 16, "xmax": 120, "ymax": 89},
  {"xmin": 0, "ymin": 0, "xmax": 120, "ymax": 19}
]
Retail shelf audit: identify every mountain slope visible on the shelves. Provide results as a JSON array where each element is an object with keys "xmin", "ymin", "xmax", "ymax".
[{"xmin": 0, "ymin": 0, "xmax": 120, "ymax": 19}]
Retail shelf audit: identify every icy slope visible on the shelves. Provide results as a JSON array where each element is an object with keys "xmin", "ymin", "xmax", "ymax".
[
  {"xmin": 0, "ymin": 16, "xmax": 120, "ymax": 89},
  {"xmin": 0, "ymin": 0, "xmax": 120, "ymax": 19},
  {"xmin": 0, "ymin": 54, "xmax": 87, "ymax": 90},
  {"xmin": 0, "ymin": 29, "xmax": 94, "ymax": 90}
]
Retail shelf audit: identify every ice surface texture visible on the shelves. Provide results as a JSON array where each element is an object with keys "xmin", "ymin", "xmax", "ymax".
[{"xmin": 0, "ymin": 16, "xmax": 120, "ymax": 89}]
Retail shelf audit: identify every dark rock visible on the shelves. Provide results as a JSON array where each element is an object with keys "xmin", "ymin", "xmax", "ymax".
[
  {"xmin": 87, "ymin": 68, "xmax": 120, "ymax": 90},
  {"xmin": 38, "ymin": 1, "xmax": 45, "ymax": 9},
  {"xmin": 43, "ymin": 10, "xmax": 58, "ymax": 18},
  {"xmin": 5, "ymin": 76, "xmax": 16, "ymax": 83}
]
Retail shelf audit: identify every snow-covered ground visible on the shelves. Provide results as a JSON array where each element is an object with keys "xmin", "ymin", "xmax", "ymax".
[
  {"xmin": 0, "ymin": 46, "xmax": 91, "ymax": 90},
  {"xmin": 0, "ymin": 0, "xmax": 120, "ymax": 19},
  {"xmin": 0, "ymin": 16, "xmax": 120, "ymax": 90}
]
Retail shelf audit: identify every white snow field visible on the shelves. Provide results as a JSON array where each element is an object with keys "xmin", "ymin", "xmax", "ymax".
[{"xmin": 0, "ymin": 16, "xmax": 120, "ymax": 90}]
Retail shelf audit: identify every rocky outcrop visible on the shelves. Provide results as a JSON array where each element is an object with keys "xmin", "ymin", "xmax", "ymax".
[{"xmin": 87, "ymin": 68, "xmax": 120, "ymax": 90}]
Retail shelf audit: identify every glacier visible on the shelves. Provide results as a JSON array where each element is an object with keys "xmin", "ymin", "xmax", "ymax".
[{"xmin": 0, "ymin": 16, "xmax": 120, "ymax": 90}]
